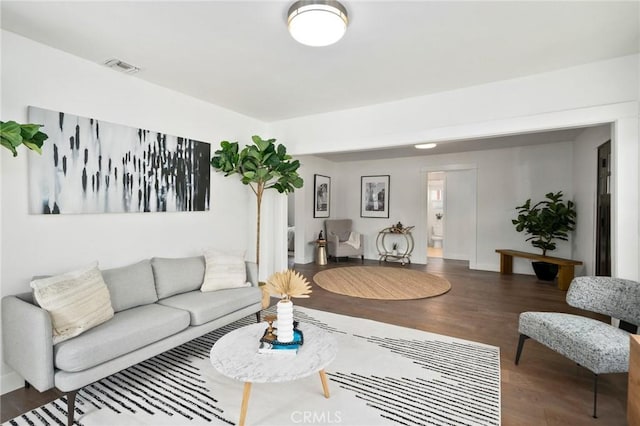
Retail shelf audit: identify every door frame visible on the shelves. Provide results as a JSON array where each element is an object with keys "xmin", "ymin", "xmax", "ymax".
[{"xmin": 421, "ymin": 164, "xmax": 477, "ymax": 268}]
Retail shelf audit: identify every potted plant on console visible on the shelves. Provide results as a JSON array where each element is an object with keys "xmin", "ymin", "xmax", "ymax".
[{"xmin": 511, "ymin": 191, "xmax": 577, "ymax": 281}]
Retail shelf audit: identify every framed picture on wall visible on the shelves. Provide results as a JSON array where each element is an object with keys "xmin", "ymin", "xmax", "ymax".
[
  {"xmin": 361, "ymin": 175, "xmax": 390, "ymax": 218},
  {"xmin": 313, "ymin": 174, "xmax": 331, "ymax": 218}
]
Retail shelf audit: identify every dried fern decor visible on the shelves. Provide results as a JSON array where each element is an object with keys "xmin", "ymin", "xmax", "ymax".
[{"xmin": 263, "ymin": 269, "xmax": 312, "ymax": 302}]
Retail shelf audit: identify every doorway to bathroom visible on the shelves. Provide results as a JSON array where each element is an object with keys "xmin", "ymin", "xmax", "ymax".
[
  {"xmin": 424, "ymin": 167, "xmax": 476, "ymax": 265},
  {"xmin": 287, "ymin": 192, "xmax": 295, "ymax": 268},
  {"xmin": 427, "ymin": 172, "xmax": 445, "ymax": 258}
]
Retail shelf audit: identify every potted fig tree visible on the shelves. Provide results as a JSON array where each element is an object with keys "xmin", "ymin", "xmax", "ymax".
[
  {"xmin": 210, "ymin": 135, "xmax": 303, "ymax": 280},
  {"xmin": 512, "ymin": 191, "xmax": 577, "ymax": 281}
]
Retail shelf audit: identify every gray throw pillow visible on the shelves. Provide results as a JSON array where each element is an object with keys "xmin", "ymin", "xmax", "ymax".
[
  {"xmin": 151, "ymin": 256, "xmax": 205, "ymax": 299},
  {"xmin": 102, "ymin": 259, "xmax": 158, "ymax": 312}
]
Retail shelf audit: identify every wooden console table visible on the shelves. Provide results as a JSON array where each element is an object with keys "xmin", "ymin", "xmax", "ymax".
[{"xmin": 495, "ymin": 249, "xmax": 583, "ymax": 291}]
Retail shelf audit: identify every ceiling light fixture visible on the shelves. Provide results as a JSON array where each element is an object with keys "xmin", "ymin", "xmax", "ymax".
[
  {"xmin": 103, "ymin": 58, "xmax": 140, "ymax": 74},
  {"xmin": 288, "ymin": 0, "xmax": 349, "ymax": 47},
  {"xmin": 415, "ymin": 143, "xmax": 437, "ymax": 150}
]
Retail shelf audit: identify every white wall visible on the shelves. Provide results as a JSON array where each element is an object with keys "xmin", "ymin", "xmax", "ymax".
[
  {"xmin": 295, "ymin": 142, "xmax": 575, "ymax": 272},
  {"xmin": 272, "ymin": 55, "xmax": 637, "ymax": 155},
  {"xmin": 572, "ymin": 125, "xmax": 612, "ymax": 276},
  {"xmin": 443, "ymin": 169, "xmax": 475, "ymax": 261},
  {"xmin": 287, "ymin": 193, "xmax": 295, "ymax": 227},
  {"xmin": 0, "ymin": 31, "xmax": 267, "ymax": 393},
  {"xmin": 274, "ymin": 55, "xmax": 638, "ymax": 280},
  {"xmin": 294, "ymin": 155, "xmax": 338, "ymax": 264}
]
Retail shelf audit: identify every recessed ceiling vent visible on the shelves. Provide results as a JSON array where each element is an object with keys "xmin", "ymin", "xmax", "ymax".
[{"xmin": 103, "ymin": 58, "xmax": 140, "ymax": 74}]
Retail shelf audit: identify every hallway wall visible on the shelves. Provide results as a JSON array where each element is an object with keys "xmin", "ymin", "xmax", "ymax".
[{"xmin": 296, "ymin": 140, "xmax": 574, "ymax": 274}]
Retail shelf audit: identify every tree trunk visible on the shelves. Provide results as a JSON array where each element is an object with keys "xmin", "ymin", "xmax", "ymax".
[{"xmin": 256, "ymin": 182, "xmax": 264, "ymax": 268}]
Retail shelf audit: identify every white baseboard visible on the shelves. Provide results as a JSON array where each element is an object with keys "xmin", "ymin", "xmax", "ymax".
[
  {"xmin": 472, "ymin": 263, "xmax": 501, "ymax": 272},
  {"xmin": 295, "ymin": 255, "xmax": 314, "ymax": 264},
  {"xmin": 1, "ymin": 371, "xmax": 24, "ymax": 395},
  {"xmin": 473, "ymin": 262, "xmax": 536, "ymax": 276}
]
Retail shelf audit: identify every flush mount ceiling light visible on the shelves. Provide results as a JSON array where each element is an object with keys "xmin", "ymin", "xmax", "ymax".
[
  {"xmin": 288, "ymin": 0, "xmax": 349, "ymax": 47},
  {"xmin": 415, "ymin": 143, "xmax": 438, "ymax": 150}
]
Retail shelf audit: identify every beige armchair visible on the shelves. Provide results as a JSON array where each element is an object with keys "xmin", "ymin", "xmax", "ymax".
[{"xmin": 325, "ymin": 219, "xmax": 364, "ymax": 262}]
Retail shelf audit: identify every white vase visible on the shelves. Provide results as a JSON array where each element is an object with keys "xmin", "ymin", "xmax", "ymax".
[{"xmin": 276, "ymin": 299, "xmax": 294, "ymax": 343}]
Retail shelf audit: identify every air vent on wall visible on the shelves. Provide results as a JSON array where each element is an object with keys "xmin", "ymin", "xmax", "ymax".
[{"xmin": 103, "ymin": 58, "xmax": 140, "ymax": 74}]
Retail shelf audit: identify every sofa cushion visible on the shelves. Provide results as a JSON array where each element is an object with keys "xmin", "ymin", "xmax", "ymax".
[
  {"xmin": 102, "ymin": 260, "xmax": 158, "ymax": 312},
  {"xmin": 519, "ymin": 312, "xmax": 632, "ymax": 374},
  {"xmin": 151, "ymin": 256, "xmax": 205, "ymax": 299},
  {"xmin": 201, "ymin": 249, "xmax": 250, "ymax": 292},
  {"xmin": 31, "ymin": 263, "xmax": 114, "ymax": 344},
  {"xmin": 158, "ymin": 287, "xmax": 261, "ymax": 326},
  {"xmin": 54, "ymin": 304, "xmax": 190, "ymax": 372}
]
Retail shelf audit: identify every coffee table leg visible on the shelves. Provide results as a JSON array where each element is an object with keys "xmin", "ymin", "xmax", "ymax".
[
  {"xmin": 319, "ymin": 369, "xmax": 330, "ymax": 398},
  {"xmin": 239, "ymin": 382, "xmax": 252, "ymax": 426}
]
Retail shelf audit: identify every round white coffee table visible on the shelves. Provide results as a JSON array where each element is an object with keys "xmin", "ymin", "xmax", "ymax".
[{"xmin": 210, "ymin": 322, "xmax": 337, "ymax": 426}]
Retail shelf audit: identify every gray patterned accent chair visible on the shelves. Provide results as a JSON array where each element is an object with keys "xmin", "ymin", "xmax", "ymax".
[
  {"xmin": 325, "ymin": 219, "xmax": 364, "ymax": 262},
  {"xmin": 515, "ymin": 276, "xmax": 640, "ymax": 418}
]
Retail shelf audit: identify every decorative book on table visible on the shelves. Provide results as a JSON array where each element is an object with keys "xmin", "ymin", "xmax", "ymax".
[{"xmin": 258, "ymin": 328, "xmax": 303, "ymax": 355}]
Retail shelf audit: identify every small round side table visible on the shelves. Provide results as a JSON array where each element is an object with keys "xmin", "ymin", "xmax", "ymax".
[{"xmin": 316, "ymin": 239, "xmax": 327, "ymax": 265}]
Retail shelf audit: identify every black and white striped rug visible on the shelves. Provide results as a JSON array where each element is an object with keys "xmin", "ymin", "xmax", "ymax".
[{"xmin": 4, "ymin": 307, "xmax": 500, "ymax": 426}]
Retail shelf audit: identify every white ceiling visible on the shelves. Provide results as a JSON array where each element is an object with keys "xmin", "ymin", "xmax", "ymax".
[
  {"xmin": 2, "ymin": 1, "xmax": 638, "ymax": 123},
  {"xmin": 313, "ymin": 127, "xmax": 590, "ymax": 162}
]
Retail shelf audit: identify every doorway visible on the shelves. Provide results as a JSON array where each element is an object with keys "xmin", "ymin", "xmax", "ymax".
[
  {"xmin": 595, "ymin": 140, "xmax": 611, "ymax": 276},
  {"xmin": 287, "ymin": 192, "xmax": 295, "ymax": 268},
  {"xmin": 423, "ymin": 166, "xmax": 477, "ymax": 265},
  {"xmin": 427, "ymin": 172, "xmax": 445, "ymax": 258}
]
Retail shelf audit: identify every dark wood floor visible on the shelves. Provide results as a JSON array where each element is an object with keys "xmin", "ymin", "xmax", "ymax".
[
  {"xmin": 293, "ymin": 258, "xmax": 628, "ymax": 426},
  {"xmin": 1, "ymin": 258, "xmax": 628, "ymax": 425}
]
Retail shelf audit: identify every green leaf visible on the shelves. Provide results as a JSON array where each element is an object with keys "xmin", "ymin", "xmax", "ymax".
[
  {"xmin": 1, "ymin": 139, "xmax": 18, "ymax": 156},
  {"xmin": 1, "ymin": 121, "xmax": 23, "ymax": 147},
  {"xmin": 1, "ymin": 121, "xmax": 48, "ymax": 156},
  {"xmin": 252, "ymin": 135, "xmax": 271, "ymax": 152},
  {"xmin": 22, "ymin": 140, "xmax": 42, "ymax": 154},
  {"xmin": 292, "ymin": 176, "xmax": 304, "ymax": 188},
  {"xmin": 19, "ymin": 123, "xmax": 42, "ymax": 140}
]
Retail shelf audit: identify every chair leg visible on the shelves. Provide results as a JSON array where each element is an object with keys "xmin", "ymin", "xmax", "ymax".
[
  {"xmin": 24, "ymin": 381, "xmax": 30, "ymax": 389},
  {"xmin": 515, "ymin": 334, "xmax": 529, "ymax": 365},
  {"xmin": 255, "ymin": 312, "xmax": 261, "ymax": 323},
  {"xmin": 361, "ymin": 255, "xmax": 364, "ymax": 263},
  {"xmin": 592, "ymin": 374, "xmax": 598, "ymax": 418},
  {"xmin": 66, "ymin": 390, "xmax": 78, "ymax": 426}
]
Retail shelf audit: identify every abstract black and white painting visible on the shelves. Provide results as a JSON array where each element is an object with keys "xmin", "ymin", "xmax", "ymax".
[{"xmin": 28, "ymin": 107, "xmax": 210, "ymax": 214}]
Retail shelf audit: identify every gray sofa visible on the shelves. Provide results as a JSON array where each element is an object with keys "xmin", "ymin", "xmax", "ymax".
[{"xmin": 2, "ymin": 256, "xmax": 263, "ymax": 426}]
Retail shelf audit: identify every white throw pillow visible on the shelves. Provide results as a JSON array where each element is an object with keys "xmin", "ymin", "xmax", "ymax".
[
  {"xmin": 31, "ymin": 262, "xmax": 114, "ymax": 344},
  {"xmin": 201, "ymin": 249, "xmax": 250, "ymax": 292}
]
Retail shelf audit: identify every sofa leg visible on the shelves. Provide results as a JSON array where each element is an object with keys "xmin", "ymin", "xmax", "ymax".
[
  {"xmin": 66, "ymin": 390, "xmax": 78, "ymax": 426},
  {"xmin": 361, "ymin": 255, "xmax": 364, "ymax": 263},
  {"xmin": 255, "ymin": 312, "xmax": 261, "ymax": 323},
  {"xmin": 592, "ymin": 374, "xmax": 598, "ymax": 418},
  {"xmin": 515, "ymin": 334, "xmax": 529, "ymax": 365}
]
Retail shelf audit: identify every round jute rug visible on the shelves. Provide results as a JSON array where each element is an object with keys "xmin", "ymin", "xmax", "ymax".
[{"xmin": 313, "ymin": 266, "xmax": 451, "ymax": 300}]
